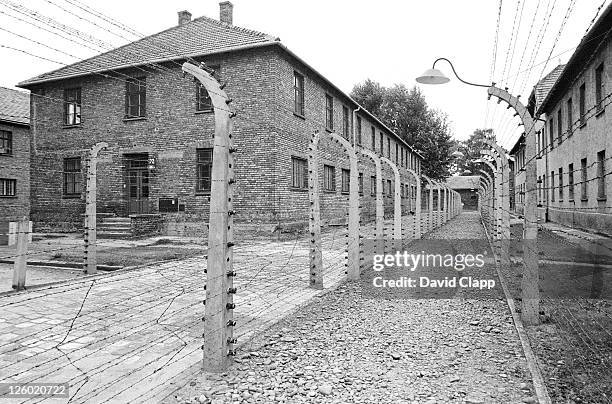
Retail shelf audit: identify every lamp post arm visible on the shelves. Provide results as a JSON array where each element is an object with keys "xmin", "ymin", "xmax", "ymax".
[{"xmin": 433, "ymin": 58, "xmax": 491, "ymax": 88}]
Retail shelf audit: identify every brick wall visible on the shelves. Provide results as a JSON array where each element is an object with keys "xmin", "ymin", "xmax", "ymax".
[{"xmin": 0, "ymin": 121, "xmax": 29, "ymax": 222}]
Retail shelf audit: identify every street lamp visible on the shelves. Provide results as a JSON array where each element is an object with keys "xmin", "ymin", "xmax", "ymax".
[{"xmin": 416, "ymin": 58, "xmax": 491, "ymax": 88}]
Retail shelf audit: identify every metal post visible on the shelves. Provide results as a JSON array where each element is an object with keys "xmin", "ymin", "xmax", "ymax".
[
  {"xmin": 12, "ymin": 218, "xmax": 28, "ymax": 291},
  {"xmin": 182, "ymin": 62, "xmax": 235, "ymax": 371},
  {"xmin": 84, "ymin": 142, "xmax": 108, "ymax": 275}
]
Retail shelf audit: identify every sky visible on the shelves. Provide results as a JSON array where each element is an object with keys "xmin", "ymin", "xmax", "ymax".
[{"xmin": 0, "ymin": 0, "xmax": 609, "ymax": 150}]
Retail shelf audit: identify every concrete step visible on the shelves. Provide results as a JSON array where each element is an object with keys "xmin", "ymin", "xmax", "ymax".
[{"xmin": 98, "ymin": 231, "xmax": 132, "ymax": 239}]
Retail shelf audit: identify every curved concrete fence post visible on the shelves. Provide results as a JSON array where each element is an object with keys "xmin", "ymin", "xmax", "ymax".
[
  {"xmin": 484, "ymin": 139, "xmax": 511, "ymax": 266},
  {"xmin": 359, "ymin": 148, "xmax": 384, "ymax": 254},
  {"xmin": 405, "ymin": 168, "xmax": 422, "ymax": 239},
  {"xmin": 380, "ymin": 156, "xmax": 401, "ymax": 242},
  {"xmin": 84, "ymin": 141, "xmax": 108, "ymax": 275},
  {"xmin": 422, "ymin": 175, "xmax": 435, "ymax": 233},
  {"xmin": 480, "ymin": 158, "xmax": 499, "ymax": 240},
  {"xmin": 182, "ymin": 62, "xmax": 235, "ymax": 371},
  {"xmin": 309, "ymin": 131, "xmax": 361, "ymax": 283},
  {"xmin": 435, "ymin": 180, "xmax": 442, "ymax": 228}
]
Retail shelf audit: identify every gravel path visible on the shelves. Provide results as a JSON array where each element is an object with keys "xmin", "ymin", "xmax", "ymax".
[{"xmin": 171, "ymin": 212, "xmax": 538, "ymax": 404}]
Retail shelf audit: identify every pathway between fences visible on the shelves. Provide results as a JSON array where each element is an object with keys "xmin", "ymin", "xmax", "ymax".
[{"xmin": 0, "ymin": 220, "xmax": 378, "ymax": 403}]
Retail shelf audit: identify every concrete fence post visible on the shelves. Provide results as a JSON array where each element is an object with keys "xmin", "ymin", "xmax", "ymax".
[
  {"xmin": 183, "ymin": 62, "xmax": 235, "ymax": 371},
  {"xmin": 405, "ymin": 169, "xmax": 421, "ymax": 239},
  {"xmin": 360, "ymin": 149, "xmax": 384, "ymax": 253},
  {"xmin": 12, "ymin": 218, "xmax": 29, "ymax": 291},
  {"xmin": 84, "ymin": 142, "xmax": 108, "ymax": 275}
]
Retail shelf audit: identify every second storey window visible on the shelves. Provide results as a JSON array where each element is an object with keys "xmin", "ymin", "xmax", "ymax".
[
  {"xmin": 371, "ymin": 127, "xmax": 376, "ymax": 150},
  {"xmin": 387, "ymin": 137, "xmax": 391, "ymax": 158},
  {"xmin": 0, "ymin": 178, "xmax": 16, "ymax": 197},
  {"xmin": 356, "ymin": 116, "xmax": 362, "ymax": 145},
  {"xmin": 64, "ymin": 88, "xmax": 81, "ymax": 125},
  {"xmin": 595, "ymin": 63, "xmax": 604, "ymax": 111},
  {"xmin": 567, "ymin": 98, "xmax": 573, "ymax": 136},
  {"xmin": 126, "ymin": 77, "xmax": 146, "ymax": 118},
  {"xmin": 342, "ymin": 106, "xmax": 350, "ymax": 139},
  {"xmin": 579, "ymin": 83, "xmax": 586, "ymax": 124},
  {"xmin": 0, "ymin": 130, "xmax": 12, "ymax": 155},
  {"xmin": 196, "ymin": 148, "xmax": 213, "ymax": 193},
  {"xmin": 63, "ymin": 157, "xmax": 82, "ymax": 196},
  {"xmin": 323, "ymin": 164, "xmax": 335, "ymax": 191},
  {"xmin": 557, "ymin": 109, "xmax": 562, "ymax": 144},
  {"xmin": 294, "ymin": 72, "xmax": 304, "ymax": 116},
  {"xmin": 291, "ymin": 156, "xmax": 308, "ymax": 189},
  {"xmin": 341, "ymin": 168, "xmax": 350, "ymax": 193},
  {"xmin": 549, "ymin": 119, "xmax": 554, "ymax": 149},
  {"xmin": 325, "ymin": 94, "xmax": 333, "ymax": 130}
]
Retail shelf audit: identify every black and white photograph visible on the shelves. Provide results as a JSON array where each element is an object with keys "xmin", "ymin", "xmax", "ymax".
[{"xmin": 0, "ymin": 0, "xmax": 610, "ymax": 403}]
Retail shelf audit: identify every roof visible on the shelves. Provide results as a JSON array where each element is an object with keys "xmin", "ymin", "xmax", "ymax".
[
  {"xmin": 445, "ymin": 175, "xmax": 480, "ymax": 190},
  {"xmin": 0, "ymin": 87, "xmax": 30, "ymax": 126},
  {"xmin": 18, "ymin": 15, "xmax": 278, "ymax": 87},
  {"xmin": 537, "ymin": 2, "xmax": 612, "ymax": 114},
  {"xmin": 17, "ymin": 12, "xmax": 423, "ymax": 160}
]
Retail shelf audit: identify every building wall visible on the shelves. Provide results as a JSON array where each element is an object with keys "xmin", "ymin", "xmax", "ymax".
[
  {"xmin": 0, "ymin": 121, "xmax": 30, "ymax": 222},
  {"xmin": 537, "ymin": 38, "xmax": 612, "ymax": 235},
  {"xmin": 28, "ymin": 46, "xmax": 423, "ymax": 232}
]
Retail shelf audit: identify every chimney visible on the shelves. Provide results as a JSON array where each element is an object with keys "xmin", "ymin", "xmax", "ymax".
[
  {"xmin": 178, "ymin": 10, "xmax": 192, "ymax": 26},
  {"xmin": 219, "ymin": 1, "xmax": 233, "ymax": 25}
]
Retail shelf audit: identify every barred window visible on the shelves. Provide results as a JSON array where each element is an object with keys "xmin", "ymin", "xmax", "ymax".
[
  {"xmin": 64, "ymin": 88, "xmax": 81, "ymax": 125},
  {"xmin": 342, "ymin": 106, "xmax": 350, "ymax": 139},
  {"xmin": 196, "ymin": 148, "xmax": 213, "ymax": 193},
  {"xmin": 291, "ymin": 156, "xmax": 308, "ymax": 189},
  {"xmin": 63, "ymin": 157, "xmax": 82, "ymax": 196},
  {"xmin": 341, "ymin": 168, "xmax": 350, "ymax": 193},
  {"xmin": 125, "ymin": 77, "xmax": 146, "ymax": 118},
  {"xmin": 325, "ymin": 94, "xmax": 333, "ymax": 130},
  {"xmin": 0, "ymin": 130, "xmax": 12, "ymax": 155},
  {"xmin": 0, "ymin": 178, "xmax": 16, "ymax": 197},
  {"xmin": 324, "ymin": 165, "xmax": 335, "ymax": 191}
]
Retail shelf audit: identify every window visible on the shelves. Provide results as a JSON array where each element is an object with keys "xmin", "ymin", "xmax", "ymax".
[
  {"xmin": 196, "ymin": 148, "xmax": 213, "ymax": 193},
  {"xmin": 579, "ymin": 83, "xmax": 586, "ymax": 125},
  {"xmin": 0, "ymin": 178, "xmax": 16, "ymax": 197},
  {"xmin": 557, "ymin": 109, "xmax": 562, "ymax": 144},
  {"xmin": 125, "ymin": 77, "xmax": 146, "ymax": 118},
  {"xmin": 196, "ymin": 83, "xmax": 212, "ymax": 112},
  {"xmin": 558, "ymin": 167, "xmax": 563, "ymax": 201},
  {"xmin": 550, "ymin": 171, "xmax": 555, "ymax": 202},
  {"xmin": 342, "ymin": 106, "xmax": 350, "ymax": 139},
  {"xmin": 597, "ymin": 150, "xmax": 606, "ymax": 199},
  {"xmin": 568, "ymin": 163, "xmax": 574, "ymax": 200},
  {"xmin": 0, "ymin": 130, "xmax": 12, "ymax": 155},
  {"xmin": 387, "ymin": 179, "xmax": 392, "ymax": 197},
  {"xmin": 341, "ymin": 168, "xmax": 350, "ymax": 193},
  {"xmin": 379, "ymin": 132, "xmax": 384, "ymax": 154},
  {"xmin": 356, "ymin": 116, "xmax": 362, "ymax": 145},
  {"xmin": 63, "ymin": 157, "xmax": 82, "ymax": 196},
  {"xmin": 371, "ymin": 126, "xmax": 376, "ymax": 150},
  {"xmin": 291, "ymin": 156, "xmax": 308, "ymax": 189},
  {"xmin": 325, "ymin": 94, "xmax": 333, "ymax": 130},
  {"xmin": 294, "ymin": 72, "xmax": 304, "ymax": 116},
  {"xmin": 395, "ymin": 143, "xmax": 399, "ymax": 164},
  {"xmin": 370, "ymin": 175, "xmax": 376, "ymax": 196},
  {"xmin": 581, "ymin": 158, "xmax": 588, "ymax": 200},
  {"xmin": 549, "ymin": 119, "xmax": 554, "ymax": 149},
  {"xmin": 567, "ymin": 98, "xmax": 573, "ymax": 136},
  {"xmin": 323, "ymin": 165, "xmax": 335, "ymax": 191},
  {"xmin": 387, "ymin": 137, "xmax": 391, "ymax": 158},
  {"xmin": 358, "ymin": 173, "xmax": 363, "ymax": 195},
  {"xmin": 64, "ymin": 88, "xmax": 82, "ymax": 125},
  {"xmin": 595, "ymin": 63, "xmax": 604, "ymax": 111}
]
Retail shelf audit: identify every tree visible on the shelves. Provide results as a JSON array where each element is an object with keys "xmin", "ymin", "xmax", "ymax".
[
  {"xmin": 350, "ymin": 80, "xmax": 453, "ymax": 181},
  {"xmin": 455, "ymin": 129, "xmax": 495, "ymax": 176}
]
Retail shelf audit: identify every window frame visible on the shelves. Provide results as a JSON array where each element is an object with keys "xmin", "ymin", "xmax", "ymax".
[
  {"xmin": 64, "ymin": 87, "xmax": 82, "ymax": 126},
  {"xmin": 597, "ymin": 150, "xmax": 606, "ymax": 199},
  {"xmin": 0, "ymin": 130, "xmax": 12, "ymax": 155},
  {"xmin": 323, "ymin": 164, "xmax": 336, "ymax": 192},
  {"xmin": 371, "ymin": 126, "xmax": 376, "ymax": 150},
  {"xmin": 125, "ymin": 77, "xmax": 147, "ymax": 119},
  {"xmin": 579, "ymin": 83, "xmax": 586, "ymax": 126},
  {"xmin": 0, "ymin": 178, "xmax": 16, "ymax": 197},
  {"xmin": 196, "ymin": 148, "xmax": 214, "ymax": 194},
  {"xmin": 342, "ymin": 106, "xmax": 350, "ymax": 139},
  {"xmin": 567, "ymin": 98, "xmax": 573, "ymax": 136},
  {"xmin": 581, "ymin": 158, "xmax": 588, "ymax": 200},
  {"xmin": 341, "ymin": 168, "xmax": 350, "ymax": 193},
  {"xmin": 558, "ymin": 167, "xmax": 563, "ymax": 201},
  {"xmin": 557, "ymin": 109, "xmax": 562, "ymax": 144},
  {"xmin": 63, "ymin": 157, "xmax": 82, "ymax": 197},
  {"xmin": 595, "ymin": 63, "xmax": 604, "ymax": 111},
  {"xmin": 325, "ymin": 94, "xmax": 334, "ymax": 131},
  {"xmin": 356, "ymin": 116, "xmax": 362, "ymax": 145},
  {"xmin": 568, "ymin": 163, "xmax": 574, "ymax": 201},
  {"xmin": 293, "ymin": 72, "xmax": 305, "ymax": 117}
]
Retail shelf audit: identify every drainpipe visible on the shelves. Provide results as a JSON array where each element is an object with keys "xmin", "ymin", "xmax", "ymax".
[{"xmin": 352, "ymin": 107, "xmax": 361, "ymax": 146}]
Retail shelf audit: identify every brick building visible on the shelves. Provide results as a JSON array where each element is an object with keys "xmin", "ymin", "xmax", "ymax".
[
  {"xmin": 19, "ymin": 3, "xmax": 422, "ymax": 235},
  {"xmin": 445, "ymin": 176, "xmax": 479, "ymax": 211},
  {"xmin": 0, "ymin": 87, "xmax": 30, "ymax": 224},
  {"xmin": 532, "ymin": 3, "xmax": 611, "ymax": 234}
]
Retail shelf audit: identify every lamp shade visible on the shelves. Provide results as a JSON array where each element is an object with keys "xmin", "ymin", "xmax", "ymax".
[{"xmin": 416, "ymin": 68, "xmax": 450, "ymax": 85}]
